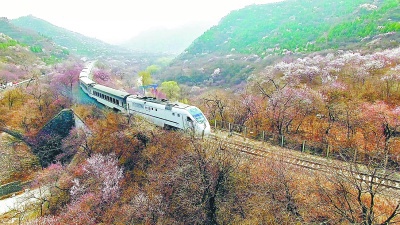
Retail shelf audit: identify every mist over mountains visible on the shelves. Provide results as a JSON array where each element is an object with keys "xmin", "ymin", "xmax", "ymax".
[{"xmin": 120, "ymin": 23, "xmax": 212, "ymax": 55}]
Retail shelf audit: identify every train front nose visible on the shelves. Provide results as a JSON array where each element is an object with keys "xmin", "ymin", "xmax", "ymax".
[
  {"xmin": 203, "ymin": 123, "xmax": 211, "ymax": 135},
  {"xmin": 196, "ymin": 122, "xmax": 211, "ymax": 136}
]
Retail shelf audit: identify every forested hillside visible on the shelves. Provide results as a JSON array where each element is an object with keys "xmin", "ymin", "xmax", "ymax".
[
  {"xmin": 0, "ymin": 33, "xmax": 52, "ymax": 86},
  {"xmin": 10, "ymin": 15, "xmax": 128, "ymax": 58},
  {"xmin": 186, "ymin": 0, "xmax": 399, "ymax": 56},
  {"xmin": 161, "ymin": 0, "xmax": 399, "ymax": 86},
  {"xmin": 10, "ymin": 15, "xmax": 168, "ymax": 65},
  {"xmin": 0, "ymin": 17, "xmax": 69, "ymax": 64}
]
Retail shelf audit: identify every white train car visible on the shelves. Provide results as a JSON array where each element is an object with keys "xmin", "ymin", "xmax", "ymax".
[
  {"xmin": 126, "ymin": 96, "xmax": 211, "ymax": 135},
  {"xmin": 78, "ymin": 61, "xmax": 211, "ymax": 135},
  {"xmin": 79, "ymin": 77, "xmax": 96, "ymax": 95},
  {"xmin": 91, "ymin": 84, "xmax": 131, "ymax": 112}
]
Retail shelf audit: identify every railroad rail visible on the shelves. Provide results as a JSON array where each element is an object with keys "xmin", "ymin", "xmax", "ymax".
[{"xmin": 207, "ymin": 132, "xmax": 400, "ymax": 193}]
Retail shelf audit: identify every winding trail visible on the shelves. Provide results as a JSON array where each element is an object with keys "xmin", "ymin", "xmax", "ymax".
[{"xmin": 0, "ymin": 187, "xmax": 49, "ymax": 215}]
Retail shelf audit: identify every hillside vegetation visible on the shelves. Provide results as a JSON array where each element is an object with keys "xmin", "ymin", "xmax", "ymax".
[
  {"xmin": 186, "ymin": 0, "xmax": 399, "ymax": 56},
  {"xmin": 161, "ymin": 0, "xmax": 399, "ymax": 86},
  {"xmin": 10, "ymin": 15, "xmax": 127, "ymax": 58},
  {"xmin": 0, "ymin": 17, "xmax": 69, "ymax": 64}
]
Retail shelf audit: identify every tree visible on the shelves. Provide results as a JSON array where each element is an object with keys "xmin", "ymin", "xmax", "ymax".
[
  {"xmin": 51, "ymin": 62, "xmax": 81, "ymax": 100},
  {"xmin": 267, "ymin": 87, "xmax": 322, "ymax": 136},
  {"xmin": 202, "ymin": 89, "xmax": 230, "ymax": 122},
  {"xmin": 358, "ymin": 101, "xmax": 400, "ymax": 167},
  {"xmin": 160, "ymin": 81, "xmax": 180, "ymax": 100},
  {"xmin": 316, "ymin": 161, "xmax": 400, "ymax": 225},
  {"xmin": 70, "ymin": 153, "xmax": 123, "ymax": 204},
  {"xmin": 250, "ymin": 159, "xmax": 306, "ymax": 224},
  {"xmin": 248, "ymin": 66, "xmax": 287, "ymax": 100},
  {"xmin": 151, "ymin": 138, "xmax": 250, "ymax": 224},
  {"xmin": 138, "ymin": 70, "xmax": 152, "ymax": 86},
  {"xmin": 381, "ymin": 65, "xmax": 400, "ymax": 101},
  {"xmin": 3, "ymin": 88, "xmax": 25, "ymax": 110},
  {"xmin": 145, "ymin": 65, "xmax": 160, "ymax": 75}
]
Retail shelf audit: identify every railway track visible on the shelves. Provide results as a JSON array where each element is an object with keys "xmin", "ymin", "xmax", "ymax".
[{"xmin": 206, "ymin": 132, "xmax": 400, "ymax": 193}]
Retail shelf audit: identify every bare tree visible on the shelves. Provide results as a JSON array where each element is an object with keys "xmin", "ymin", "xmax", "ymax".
[{"xmin": 316, "ymin": 160, "xmax": 400, "ymax": 225}]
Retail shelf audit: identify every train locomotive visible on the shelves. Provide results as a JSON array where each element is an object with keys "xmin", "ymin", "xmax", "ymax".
[{"xmin": 79, "ymin": 62, "xmax": 211, "ymax": 136}]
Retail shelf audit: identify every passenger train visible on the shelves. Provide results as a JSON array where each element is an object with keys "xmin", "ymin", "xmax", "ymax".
[{"xmin": 79, "ymin": 61, "xmax": 211, "ymax": 136}]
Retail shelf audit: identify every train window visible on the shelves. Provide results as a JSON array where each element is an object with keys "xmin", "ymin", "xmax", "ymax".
[
  {"xmin": 116, "ymin": 100, "xmax": 119, "ymax": 105},
  {"xmin": 187, "ymin": 117, "xmax": 192, "ymax": 122},
  {"xmin": 189, "ymin": 107, "xmax": 206, "ymax": 123},
  {"xmin": 172, "ymin": 113, "xmax": 175, "ymax": 116},
  {"xmin": 177, "ymin": 114, "xmax": 180, "ymax": 117},
  {"xmin": 155, "ymin": 109, "xmax": 157, "ymax": 111}
]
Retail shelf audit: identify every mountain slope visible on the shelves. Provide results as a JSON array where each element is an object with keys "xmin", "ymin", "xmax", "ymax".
[
  {"xmin": 0, "ymin": 17, "xmax": 68, "ymax": 64},
  {"xmin": 0, "ymin": 33, "xmax": 46, "ymax": 83},
  {"xmin": 9, "ymin": 15, "xmax": 172, "ymax": 70},
  {"xmin": 160, "ymin": 0, "xmax": 399, "ymax": 86},
  {"xmin": 10, "ymin": 15, "xmax": 116, "ymax": 57},
  {"xmin": 184, "ymin": 0, "xmax": 399, "ymax": 57}
]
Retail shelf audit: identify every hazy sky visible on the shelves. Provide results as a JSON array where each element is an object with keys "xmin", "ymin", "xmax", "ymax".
[{"xmin": 1, "ymin": 0, "xmax": 282, "ymax": 44}]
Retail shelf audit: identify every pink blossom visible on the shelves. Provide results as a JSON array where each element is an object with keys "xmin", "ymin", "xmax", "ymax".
[{"xmin": 71, "ymin": 153, "xmax": 123, "ymax": 203}]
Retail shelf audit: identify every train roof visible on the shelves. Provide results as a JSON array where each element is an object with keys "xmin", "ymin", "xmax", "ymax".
[
  {"xmin": 128, "ymin": 96, "xmax": 191, "ymax": 109},
  {"xmin": 92, "ymin": 84, "xmax": 131, "ymax": 99},
  {"xmin": 79, "ymin": 77, "xmax": 96, "ymax": 85}
]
